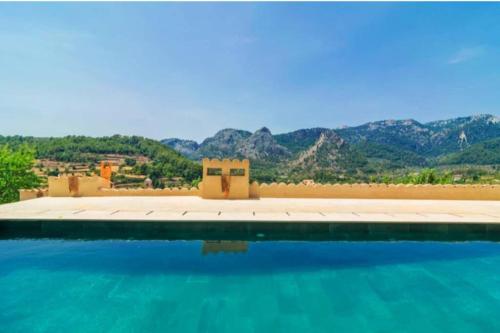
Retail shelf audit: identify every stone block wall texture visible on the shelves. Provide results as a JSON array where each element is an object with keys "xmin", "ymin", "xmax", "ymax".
[
  {"xmin": 48, "ymin": 176, "xmax": 111, "ymax": 197},
  {"xmin": 26, "ymin": 175, "xmax": 500, "ymax": 201},
  {"xmin": 256, "ymin": 182, "xmax": 500, "ymax": 200},
  {"xmin": 19, "ymin": 189, "xmax": 48, "ymax": 201},
  {"xmin": 98, "ymin": 187, "xmax": 199, "ymax": 197},
  {"xmin": 201, "ymin": 158, "xmax": 250, "ymax": 199}
]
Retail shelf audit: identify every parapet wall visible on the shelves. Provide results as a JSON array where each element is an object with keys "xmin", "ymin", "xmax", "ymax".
[
  {"xmin": 256, "ymin": 183, "xmax": 500, "ymax": 201},
  {"xmin": 20, "ymin": 178, "xmax": 500, "ymax": 201},
  {"xmin": 19, "ymin": 189, "xmax": 48, "ymax": 201},
  {"xmin": 48, "ymin": 176, "xmax": 111, "ymax": 197},
  {"xmin": 46, "ymin": 175, "xmax": 199, "ymax": 197},
  {"xmin": 98, "ymin": 187, "xmax": 199, "ymax": 197}
]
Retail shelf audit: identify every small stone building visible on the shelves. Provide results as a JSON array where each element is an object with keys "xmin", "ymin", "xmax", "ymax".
[{"xmin": 200, "ymin": 158, "xmax": 250, "ymax": 199}]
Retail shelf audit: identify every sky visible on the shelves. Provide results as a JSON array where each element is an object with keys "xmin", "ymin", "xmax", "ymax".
[{"xmin": 0, "ymin": 3, "xmax": 499, "ymax": 141}]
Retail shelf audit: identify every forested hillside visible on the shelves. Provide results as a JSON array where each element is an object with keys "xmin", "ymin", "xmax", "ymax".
[
  {"xmin": 0, "ymin": 135, "xmax": 202, "ymax": 183},
  {"xmin": 438, "ymin": 138, "xmax": 500, "ymax": 165}
]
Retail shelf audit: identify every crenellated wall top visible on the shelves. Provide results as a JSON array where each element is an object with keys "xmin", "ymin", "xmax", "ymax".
[
  {"xmin": 258, "ymin": 182, "xmax": 500, "ymax": 188},
  {"xmin": 202, "ymin": 158, "xmax": 249, "ymax": 168}
]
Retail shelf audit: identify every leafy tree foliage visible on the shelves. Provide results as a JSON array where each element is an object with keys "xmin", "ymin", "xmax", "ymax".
[
  {"xmin": 0, "ymin": 145, "xmax": 41, "ymax": 204},
  {"xmin": 124, "ymin": 157, "xmax": 137, "ymax": 167},
  {"xmin": 47, "ymin": 168, "xmax": 60, "ymax": 177}
]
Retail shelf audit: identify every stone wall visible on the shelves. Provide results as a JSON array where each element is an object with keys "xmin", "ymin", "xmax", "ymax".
[
  {"xmin": 98, "ymin": 187, "xmax": 199, "ymax": 196},
  {"xmin": 21, "ymin": 176, "xmax": 500, "ymax": 201},
  {"xmin": 19, "ymin": 189, "xmax": 48, "ymax": 201},
  {"xmin": 48, "ymin": 176, "xmax": 111, "ymax": 197},
  {"xmin": 256, "ymin": 182, "xmax": 500, "ymax": 201},
  {"xmin": 45, "ymin": 175, "xmax": 198, "ymax": 197}
]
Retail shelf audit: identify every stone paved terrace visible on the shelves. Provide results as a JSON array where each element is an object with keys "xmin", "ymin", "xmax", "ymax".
[{"xmin": 1, "ymin": 197, "xmax": 499, "ymax": 223}]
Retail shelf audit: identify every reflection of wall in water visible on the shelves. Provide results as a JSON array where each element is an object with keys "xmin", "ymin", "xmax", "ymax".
[{"xmin": 202, "ymin": 241, "xmax": 248, "ymax": 255}]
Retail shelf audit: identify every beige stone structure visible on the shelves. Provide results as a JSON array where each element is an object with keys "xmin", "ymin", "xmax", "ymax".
[
  {"xmin": 19, "ymin": 189, "xmax": 48, "ymax": 201},
  {"xmin": 18, "ymin": 159, "xmax": 500, "ymax": 201},
  {"xmin": 47, "ymin": 176, "xmax": 111, "ymax": 197},
  {"xmin": 99, "ymin": 187, "xmax": 199, "ymax": 197},
  {"xmin": 200, "ymin": 158, "xmax": 250, "ymax": 199},
  {"xmin": 256, "ymin": 182, "xmax": 500, "ymax": 201}
]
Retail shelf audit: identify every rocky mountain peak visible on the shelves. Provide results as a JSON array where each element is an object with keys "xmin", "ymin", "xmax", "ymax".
[
  {"xmin": 236, "ymin": 128, "xmax": 291, "ymax": 161},
  {"xmin": 255, "ymin": 127, "xmax": 272, "ymax": 134},
  {"xmin": 206, "ymin": 128, "xmax": 251, "ymax": 144}
]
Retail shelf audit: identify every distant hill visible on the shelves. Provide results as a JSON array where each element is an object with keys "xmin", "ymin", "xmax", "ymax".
[
  {"xmin": 336, "ymin": 119, "xmax": 433, "ymax": 154},
  {"xmin": 274, "ymin": 128, "xmax": 329, "ymax": 156},
  {"xmin": 160, "ymin": 138, "xmax": 199, "ymax": 157},
  {"xmin": 162, "ymin": 129, "xmax": 253, "ymax": 160},
  {"xmin": 162, "ymin": 114, "xmax": 500, "ymax": 180},
  {"xmin": 163, "ymin": 127, "xmax": 368, "ymax": 180},
  {"xmin": 236, "ymin": 127, "xmax": 291, "ymax": 161},
  {"xmin": 0, "ymin": 135, "xmax": 202, "ymax": 182},
  {"xmin": 291, "ymin": 130, "xmax": 366, "ymax": 171},
  {"xmin": 425, "ymin": 114, "xmax": 500, "ymax": 155},
  {"xmin": 438, "ymin": 137, "xmax": 500, "ymax": 165},
  {"xmin": 336, "ymin": 114, "xmax": 500, "ymax": 156}
]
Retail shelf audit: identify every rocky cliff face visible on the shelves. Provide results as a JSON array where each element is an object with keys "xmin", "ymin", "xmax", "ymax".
[
  {"xmin": 160, "ymin": 138, "xmax": 199, "ymax": 158},
  {"xmin": 236, "ymin": 127, "xmax": 291, "ymax": 161},
  {"xmin": 293, "ymin": 130, "xmax": 345, "ymax": 168},
  {"xmin": 274, "ymin": 128, "xmax": 329, "ymax": 155},
  {"xmin": 194, "ymin": 129, "xmax": 252, "ymax": 159}
]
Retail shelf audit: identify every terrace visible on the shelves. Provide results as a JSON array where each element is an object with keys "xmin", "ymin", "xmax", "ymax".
[{"xmin": 1, "ymin": 159, "xmax": 499, "ymax": 240}]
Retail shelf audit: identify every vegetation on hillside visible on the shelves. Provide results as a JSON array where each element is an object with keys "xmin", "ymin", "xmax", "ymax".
[
  {"xmin": 274, "ymin": 128, "xmax": 327, "ymax": 156},
  {"xmin": 352, "ymin": 141, "xmax": 428, "ymax": 168},
  {"xmin": 368, "ymin": 167, "xmax": 499, "ymax": 185},
  {"xmin": 0, "ymin": 135, "xmax": 202, "ymax": 187},
  {"xmin": 438, "ymin": 138, "xmax": 500, "ymax": 165}
]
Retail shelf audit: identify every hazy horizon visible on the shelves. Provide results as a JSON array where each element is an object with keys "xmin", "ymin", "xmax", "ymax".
[{"xmin": 1, "ymin": 3, "xmax": 499, "ymax": 141}]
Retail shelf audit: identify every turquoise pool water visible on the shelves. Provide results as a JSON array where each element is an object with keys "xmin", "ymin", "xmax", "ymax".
[{"xmin": 1, "ymin": 240, "xmax": 500, "ymax": 332}]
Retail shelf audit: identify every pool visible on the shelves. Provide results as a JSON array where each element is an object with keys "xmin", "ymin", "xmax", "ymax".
[{"xmin": 1, "ymin": 238, "xmax": 500, "ymax": 332}]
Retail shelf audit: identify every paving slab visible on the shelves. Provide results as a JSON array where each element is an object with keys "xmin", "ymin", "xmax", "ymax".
[{"xmin": 0, "ymin": 196, "xmax": 499, "ymax": 224}]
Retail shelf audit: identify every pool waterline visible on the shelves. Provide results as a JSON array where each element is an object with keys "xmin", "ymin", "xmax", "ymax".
[{"xmin": 3, "ymin": 220, "xmax": 500, "ymax": 242}]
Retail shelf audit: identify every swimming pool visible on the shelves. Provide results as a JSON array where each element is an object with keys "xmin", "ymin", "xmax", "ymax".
[{"xmin": 1, "ymin": 238, "xmax": 500, "ymax": 332}]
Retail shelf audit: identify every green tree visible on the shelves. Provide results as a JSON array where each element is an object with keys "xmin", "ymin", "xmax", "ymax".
[
  {"xmin": 124, "ymin": 157, "xmax": 136, "ymax": 167},
  {"xmin": 414, "ymin": 168, "xmax": 437, "ymax": 184},
  {"xmin": 47, "ymin": 168, "xmax": 60, "ymax": 177},
  {"xmin": 0, "ymin": 145, "xmax": 41, "ymax": 204}
]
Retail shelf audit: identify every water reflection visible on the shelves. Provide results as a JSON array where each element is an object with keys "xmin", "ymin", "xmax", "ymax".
[
  {"xmin": 202, "ymin": 241, "xmax": 248, "ymax": 255},
  {"xmin": 2, "ymin": 239, "xmax": 500, "ymax": 277}
]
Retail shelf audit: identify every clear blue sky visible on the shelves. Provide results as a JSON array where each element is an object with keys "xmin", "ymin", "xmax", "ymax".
[{"xmin": 1, "ymin": 3, "xmax": 499, "ymax": 141}]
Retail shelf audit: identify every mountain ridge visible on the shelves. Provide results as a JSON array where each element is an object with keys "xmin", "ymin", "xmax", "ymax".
[{"xmin": 161, "ymin": 114, "xmax": 500, "ymax": 178}]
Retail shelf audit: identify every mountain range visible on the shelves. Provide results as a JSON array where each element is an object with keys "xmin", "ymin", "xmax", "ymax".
[{"xmin": 162, "ymin": 114, "xmax": 500, "ymax": 181}]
